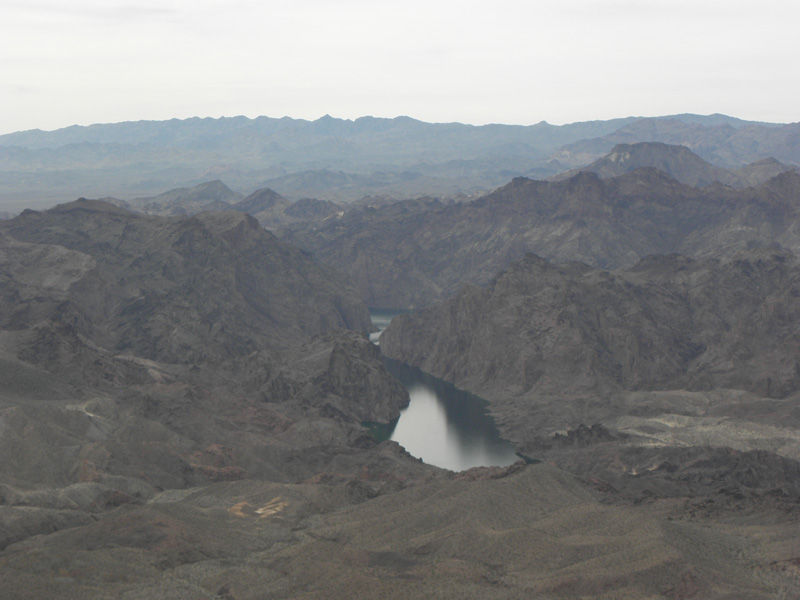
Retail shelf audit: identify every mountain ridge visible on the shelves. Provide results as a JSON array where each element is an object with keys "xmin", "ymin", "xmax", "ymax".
[
  {"xmin": 284, "ymin": 166, "xmax": 800, "ymax": 307},
  {"xmin": 3, "ymin": 113, "xmax": 797, "ymax": 210},
  {"xmin": 552, "ymin": 141, "xmax": 797, "ymax": 187}
]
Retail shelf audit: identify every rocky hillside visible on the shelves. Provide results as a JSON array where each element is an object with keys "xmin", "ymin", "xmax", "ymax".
[
  {"xmin": 285, "ymin": 169, "xmax": 800, "ymax": 307},
  {"xmin": 0, "ymin": 200, "xmax": 372, "ymax": 373},
  {"xmin": 0, "ymin": 199, "xmax": 418, "ymax": 490},
  {"xmin": 234, "ymin": 191, "xmax": 343, "ymax": 230},
  {"xmin": 120, "ymin": 182, "xmax": 344, "ymax": 230},
  {"xmin": 3, "ymin": 199, "xmax": 800, "ymax": 598},
  {"xmin": 379, "ymin": 250, "xmax": 800, "ymax": 580},
  {"xmin": 553, "ymin": 141, "xmax": 796, "ymax": 187},
  {"xmin": 0, "ymin": 200, "xmax": 419, "ymax": 571},
  {"xmin": 380, "ymin": 251, "xmax": 800, "ymax": 441}
]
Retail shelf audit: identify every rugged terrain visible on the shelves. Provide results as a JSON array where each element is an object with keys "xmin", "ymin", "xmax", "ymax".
[
  {"xmin": 132, "ymin": 180, "xmax": 244, "ymax": 216},
  {"xmin": 381, "ymin": 251, "xmax": 800, "ymax": 438},
  {"xmin": 97, "ymin": 180, "xmax": 346, "ymax": 231},
  {"xmin": 0, "ymin": 202, "xmax": 420, "ymax": 567},
  {"xmin": 284, "ymin": 154, "xmax": 800, "ymax": 307},
  {"xmin": 380, "ymin": 250, "xmax": 800, "ymax": 584},
  {"xmin": 3, "ymin": 172, "xmax": 800, "ymax": 597}
]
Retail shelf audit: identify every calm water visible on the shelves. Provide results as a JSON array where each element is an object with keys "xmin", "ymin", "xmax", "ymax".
[{"xmin": 369, "ymin": 310, "xmax": 519, "ymax": 471}]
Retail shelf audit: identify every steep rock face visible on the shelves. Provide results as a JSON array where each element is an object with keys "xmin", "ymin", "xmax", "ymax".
[
  {"xmin": 0, "ymin": 200, "xmax": 370, "ymax": 377},
  {"xmin": 285, "ymin": 170, "xmax": 800, "ymax": 308},
  {"xmin": 380, "ymin": 251, "xmax": 800, "ymax": 440}
]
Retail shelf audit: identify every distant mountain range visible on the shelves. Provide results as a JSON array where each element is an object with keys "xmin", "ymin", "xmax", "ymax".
[
  {"xmin": 549, "ymin": 116, "xmax": 799, "ymax": 170},
  {"xmin": 1, "ymin": 113, "xmax": 797, "ymax": 211}
]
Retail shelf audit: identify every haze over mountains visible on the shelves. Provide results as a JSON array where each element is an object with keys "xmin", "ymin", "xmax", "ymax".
[
  {"xmin": 1, "ymin": 113, "xmax": 798, "ymax": 210},
  {"xmin": 3, "ymin": 113, "xmax": 800, "ymax": 598},
  {"xmin": 553, "ymin": 141, "xmax": 797, "ymax": 188}
]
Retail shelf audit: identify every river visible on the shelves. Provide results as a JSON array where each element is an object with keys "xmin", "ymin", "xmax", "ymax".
[{"xmin": 368, "ymin": 310, "xmax": 519, "ymax": 471}]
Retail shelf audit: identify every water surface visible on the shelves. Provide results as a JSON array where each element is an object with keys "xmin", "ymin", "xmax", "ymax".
[{"xmin": 369, "ymin": 310, "xmax": 518, "ymax": 471}]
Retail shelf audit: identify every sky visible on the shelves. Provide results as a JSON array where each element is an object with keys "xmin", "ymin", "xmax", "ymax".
[{"xmin": 1, "ymin": 0, "xmax": 799, "ymax": 135}]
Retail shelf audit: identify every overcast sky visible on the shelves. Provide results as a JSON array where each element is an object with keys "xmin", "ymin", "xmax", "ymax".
[{"xmin": 1, "ymin": 0, "xmax": 798, "ymax": 135}]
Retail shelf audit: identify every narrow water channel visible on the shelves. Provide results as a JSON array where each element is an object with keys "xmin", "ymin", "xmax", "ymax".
[{"xmin": 369, "ymin": 310, "xmax": 519, "ymax": 471}]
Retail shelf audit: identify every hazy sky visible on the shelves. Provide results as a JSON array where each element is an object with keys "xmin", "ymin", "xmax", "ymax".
[{"xmin": 1, "ymin": 0, "xmax": 798, "ymax": 134}]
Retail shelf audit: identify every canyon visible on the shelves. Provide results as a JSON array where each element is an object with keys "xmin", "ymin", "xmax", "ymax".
[{"xmin": 2, "ymin": 118, "xmax": 800, "ymax": 598}]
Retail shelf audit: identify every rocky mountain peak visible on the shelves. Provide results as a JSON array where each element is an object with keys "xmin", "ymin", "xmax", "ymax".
[
  {"xmin": 556, "ymin": 141, "xmax": 737, "ymax": 187},
  {"xmin": 50, "ymin": 197, "xmax": 133, "ymax": 215},
  {"xmin": 233, "ymin": 187, "xmax": 289, "ymax": 213}
]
